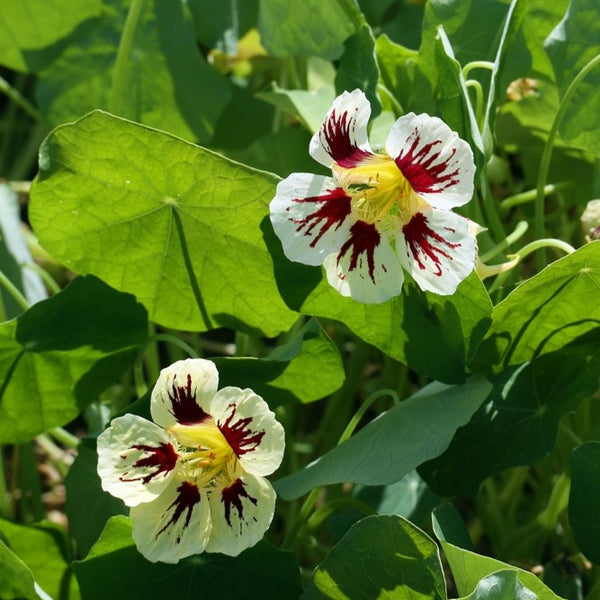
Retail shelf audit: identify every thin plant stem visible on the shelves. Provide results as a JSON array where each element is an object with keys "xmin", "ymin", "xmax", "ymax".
[
  {"xmin": 109, "ymin": 0, "xmax": 146, "ymax": 116},
  {"xmin": 479, "ymin": 172, "xmax": 506, "ymax": 244},
  {"xmin": 0, "ymin": 75, "xmax": 46, "ymax": 124},
  {"xmin": 559, "ymin": 422, "xmax": 584, "ymax": 447},
  {"xmin": 461, "ymin": 60, "xmax": 494, "ymax": 80},
  {"xmin": 0, "ymin": 270, "xmax": 30, "ymax": 311},
  {"xmin": 514, "ymin": 238, "xmax": 575, "ymax": 260},
  {"xmin": 480, "ymin": 220, "xmax": 528, "ymax": 262},
  {"xmin": 500, "ymin": 183, "xmax": 571, "ymax": 214},
  {"xmin": 0, "ymin": 448, "xmax": 10, "ymax": 518},
  {"xmin": 21, "ymin": 263, "xmax": 61, "ymax": 295},
  {"xmin": 535, "ymin": 53, "xmax": 600, "ymax": 270},
  {"xmin": 48, "ymin": 427, "xmax": 80, "ymax": 450},
  {"xmin": 465, "ymin": 79, "xmax": 484, "ymax": 128}
]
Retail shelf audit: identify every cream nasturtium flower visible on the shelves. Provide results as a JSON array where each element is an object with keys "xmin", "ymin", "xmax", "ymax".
[
  {"xmin": 97, "ymin": 359, "xmax": 285, "ymax": 563},
  {"xmin": 270, "ymin": 89, "xmax": 478, "ymax": 303}
]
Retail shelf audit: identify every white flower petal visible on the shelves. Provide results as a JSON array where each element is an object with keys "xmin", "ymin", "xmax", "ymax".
[
  {"xmin": 97, "ymin": 414, "xmax": 178, "ymax": 507},
  {"xmin": 269, "ymin": 173, "xmax": 354, "ymax": 266},
  {"xmin": 386, "ymin": 113, "xmax": 475, "ymax": 209},
  {"xmin": 209, "ymin": 387, "xmax": 285, "ymax": 477},
  {"xmin": 323, "ymin": 220, "xmax": 404, "ymax": 303},
  {"xmin": 151, "ymin": 358, "xmax": 218, "ymax": 429},
  {"xmin": 130, "ymin": 478, "xmax": 211, "ymax": 563},
  {"xmin": 205, "ymin": 473, "xmax": 276, "ymax": 556},
  {"xmin": 309, "ymin": 89, "xmax": 375, "ymax": 168},
  {"xmin": 397, "ymin": 208, "xmax": 477, "ymax": 295}
]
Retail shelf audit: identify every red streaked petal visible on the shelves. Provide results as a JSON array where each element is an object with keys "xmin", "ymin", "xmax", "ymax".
[
  {"xmin": 309, "ymin": 89, "xmax": 375, "ymax": 168},
  {"xmin": 324, "ymin": 220, "xmax": 404, "ymax": 304},
  {"xmin": 97, "ymin": 414, "xmax": 178, "ymax": 507},
  {"xmin": 151, "ymin": 359, "xmax": 218, "ymax": 429},
  {"xmin": 206, "ymin": 473, "xmax": 276, "ymax": 557},
  {"xmin": 131, "ymin": 478, "xmax": 211, "ymax": 563},
  {"xmin": 270, "ymin": 174, "xmax": 354, "ymax": 266},
  {"xmin": 209, "ymin": 387, "xmax": 285, "ymax": 477},
  {"xmin": 386, "ymin": 113, "xmax": 475, "ymax": 209},
  {"xmin": 398, "ymin": 209, "xmax": 477, "ymax": 295}
]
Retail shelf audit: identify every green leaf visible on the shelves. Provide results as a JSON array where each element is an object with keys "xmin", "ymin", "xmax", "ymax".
[
  {"xmin": 74, "ymin": 515, "xmax": 302, "ymax": 600},
  {"xmin": 569, "ymin": 441, "xmax": 600, "ymax": 564},
  {"xmin": 433, "ymin": 504, "xmax": 564, "ymax": 599},
  {"xmin": 214, "ymin": 318, "xmax": 344, "ymax": 406},
  {"xmin": 65, "ymin": 437, "xmax": 127, "ymax": 558},
  {"xmin": 544, "ymin": 0, "xmax": 600, "ymax": 155},
  {"xmin": 0, "ymin": 539, "xmax": 39, "ymax": 600},
  {"xmin": 257, "ymin": 84, "xmax": 335, "ymax": 133},
  {"xmin": 258, "ymin": 0, "xmax": 357, "ymax": 59},
  {"xmin": 473, "ymin": 242, "xmax": 600, "ymax": 370},
  {"xmin": 297, "ymin": 273, "xmax": 492, "ymax": 384},
  {"xmin": 35, "ymin": 0, "xmax": 230, "ymax": 143},
  {"xmin": 420, "ymin": 331, "xmax": 600, "ymax": 496},
  {"xmin": 303, "ymin": 515, "xmax": 446, "ymax": 600},
  {"xmin": 29, "ymin": 110, "xmax": 298, "ymax": 337},
  {"xmin": 457, "ymin": 570, "xmax": 538, "ymax": 600},
  {"xmin": 0, "ymin": 275, "xmax": 147, "ymax": 443},
  {"xmin": 275, "ymin": 376, "xmax": 491, "ymax": 500},
  {"xmin": 335, "ymin": 24, "xmax": 381, "ymax": 118},
  {"xmin": 0, "ymin": 0, "xmax": 102, "ymax": 72},
  {"xmin": 0, "ymin": 519, "xmax": 79, "ymax": 600}
]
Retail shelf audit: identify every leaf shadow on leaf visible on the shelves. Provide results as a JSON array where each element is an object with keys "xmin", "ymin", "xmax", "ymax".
[{"xmin": 260, "ymin": 216, "xmax": 322, "ymax": 312}]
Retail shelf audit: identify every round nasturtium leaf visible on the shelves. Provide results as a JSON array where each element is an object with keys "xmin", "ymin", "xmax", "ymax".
[{"xmin": 29, "ymin": 110, "xmax": 298, "ymax": 337}]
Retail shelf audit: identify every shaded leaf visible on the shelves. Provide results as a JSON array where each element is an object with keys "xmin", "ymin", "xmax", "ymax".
[
  {"xmin": 275, "ymin": 376, "xmax": 491, "ymax": 500},
  {"xmin": 420, "ymin": 331, "xmax": 600, "ymax": 496},
  {"xmin": 569, "ymin": 441, "xmax": 600, "ymax": 564},
  {"xmin": 29, "ymin": 110, "xmax": 298, "ymax": 337},
  {"xmin": 303, "ymin": 515, "xmax": 446, "ymax": 600},
  {"xmin": 258, "ymin": 0, "xmax": 357, "ymax": 60},
  {"xmin": 0, "ymin": 539, "xmax": 39, "ymax": 600},
  {"xmin": 457, "ymin": 570, "xmax": 538, "ymax": 600},
  {"xmin": 215, "ymin": 318, "xmax": 344, "ymax": 406},
  {"xmin": 36, "ymin": 0, "xmax": 230, "ymax": 143},
  {"xmin": 0, "ymin": 275, "xmax": 147, "ymax": 443},
  {"xmin": 74, "ymin": 516, "xmax": 301, "ymax": 600},
  {"xmin": 0, "ymin": 519, "xmax": 79, "ymax": 600}
]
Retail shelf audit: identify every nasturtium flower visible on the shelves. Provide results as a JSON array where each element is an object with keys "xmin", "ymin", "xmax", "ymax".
[
  {"xmin": 97, "ymin": 359, "xmax": 285, "ymax": 563},
  {"xmin": 269, "ymin": 89, "xmax": 478, "ymax": 303}
]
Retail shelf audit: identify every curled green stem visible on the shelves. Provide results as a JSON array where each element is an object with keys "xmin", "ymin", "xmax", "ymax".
[{"xmin": 0, "ymin": 270, "xmax": 30, "ymax": 311}]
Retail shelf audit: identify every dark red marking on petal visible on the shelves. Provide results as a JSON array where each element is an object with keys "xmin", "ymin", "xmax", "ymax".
[
  {"xmin": 168, "ymin": 373, "xmax": 209, "ymax": 425},
  {"xmin": 321, "ymin": 108, "xmax": 374, "ymax": 167},
  {"xmin": 218, "ymin": 403, "xmax": 265, "ymax": 458},
  {"xmin": 156, "ymin": 481, "xmax": 201, "ymax": 543},
  {"xmin": 119, "ymin": 442, "xmax": 178, "ymax": 484},
  {"xmin": 292, "ymin": 187, "xmax": 351, "ymax": 247},
  {"xmin": 337, "ymin": 220, "xmax": 381, "ymax": 284},
  {"xmin": 394, "ymin": 128, "xmax": 460, "ymax": 194},
  {"xmin": 403, "ymin": 212, "xmax": 460, "ymax": 276},
  {"xmin": 221, "ymin": 478, "xmax": 257, "ymax": 531}
]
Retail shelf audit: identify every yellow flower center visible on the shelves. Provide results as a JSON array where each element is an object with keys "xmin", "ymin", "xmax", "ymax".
[
  {"xmin": 169, "ymin": 421, "xmax": 239, "ymax": 488},
  {"xmin": 333, "ymin": 155, "xmax": 417, "ymax": 224}
]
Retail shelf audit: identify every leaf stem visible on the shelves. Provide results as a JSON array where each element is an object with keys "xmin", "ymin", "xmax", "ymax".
[
  {"xmin": 500, "ymin": 182, "xmax": 571, "ymax": 214},
  {"xmin": 480, "ymin": 220, "xmax": 528, "ymax": 262},
  {"xmin": 0, "ymin": 270, "xmax": 30, "ymax": 311},
  {"xmin": 0, "ymin": 75, "xmax": 46, "ymax": 124},
  {"xmin": 461, "ymin": 60, "xmax": 495, "ymax": 80},
  {"xmin": 534, "ymin": 53, "xmax": 600, "ymax": 270},
  {"xmin": 109, "ymin": 0, "xmax": 146, "ymax": 116},
  {"xmin": 21, "ymin": 262, "xmax": 61, "ymax": 295}
]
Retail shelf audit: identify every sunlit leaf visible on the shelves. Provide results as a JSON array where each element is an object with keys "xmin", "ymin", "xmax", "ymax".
[
  {"xmin": 0, "ymin": 275, "xmax": 147, "ymax": 443},
  {"xmin": 0, "ymin": 519, "xmax": 79, "ymax": 600},
  {"xmin": 36, "ymin": 0, "xmax": 230, "ymax": 143},
  {"xmin": 0, "ymin": 0, "xmax": 102, "ymax": 72},
  {"xmin": 275, "ymin": 376, "xmax": 491, "ymax": 500},
  {"xmin": 74, "ymin": 516, "xmax": 302, "ymax": 600},
  {"xmin": 420, "ymin": 331, "xmax": 600, "ymax": 496},
  {"xmin": 29, "ymin": 110, "xmax": 298, "ymax": 336},
  {"xmin": 433, "ymin": 504, "xmax": 564, "ymax": 600},
  {"xmin": 303, "ymin": 515, "xmax": 446, "ymax": 600},
  {"xmin": 569, "ymin": 441, "xmax": 600, "ymax": 564},
  {"xmin": 215, "ymin": 318, "xmax": 344, "ymax": 406},
  {"xmin": 258, "ymin": 0, "xmax": 357, "ymax": 59},
  {"xmin": 473, "ymin": 242, "xmax": 600, "ymax": 370},
  {"xmin": 457, "ymin": 570, "xmax": 539, "ymax": 600}
]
